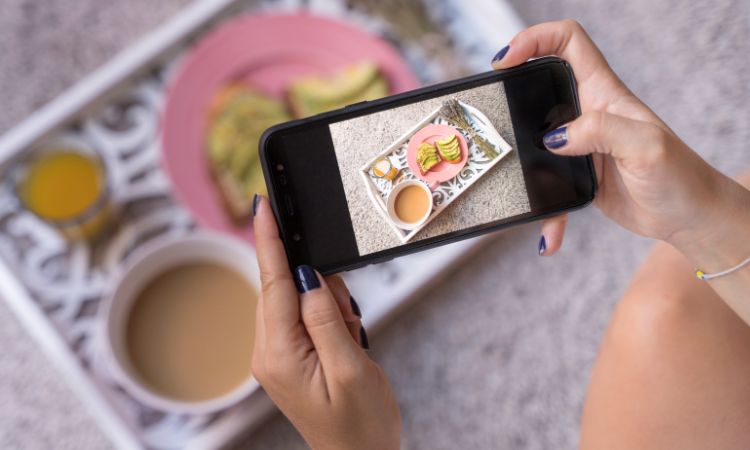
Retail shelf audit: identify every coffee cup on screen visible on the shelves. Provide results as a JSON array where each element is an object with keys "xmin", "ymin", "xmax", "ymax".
[{"xmin": 386, "ymin": 180, "xmax": 433, "ymax": 230}]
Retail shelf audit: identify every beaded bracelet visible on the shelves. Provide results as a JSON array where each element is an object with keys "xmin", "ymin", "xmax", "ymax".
[{"xmin": 695, "ymin": 254, "xmax": 750, "ymax": 281}]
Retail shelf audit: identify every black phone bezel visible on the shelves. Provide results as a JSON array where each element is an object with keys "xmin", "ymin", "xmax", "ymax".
[{"xmin": 260, "ymin": 57, "xmax": 597, "ymax": 274}]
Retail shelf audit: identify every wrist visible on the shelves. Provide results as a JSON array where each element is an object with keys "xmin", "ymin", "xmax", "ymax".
[{"xmin": 668, "ymin": 174, "xmax": 750, "ymax": 272}]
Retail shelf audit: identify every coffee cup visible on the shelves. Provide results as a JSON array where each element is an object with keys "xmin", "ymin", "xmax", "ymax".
[
  {"xmin": 386, "ymin": 180, "xmax": 433, "ymax": 230},
  {"xmin": 99, "ymin": 231, "xmax": 260, "ymax": 415}
]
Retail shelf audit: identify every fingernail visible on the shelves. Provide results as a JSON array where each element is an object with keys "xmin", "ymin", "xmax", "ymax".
[
  {"xmin": 538, "ymin": 235, "xmax": 547, "ymax": 256},
  {"xmin": 294, "ymin": 265, "xmax": 320, "ymax": 293},
  {"xmin": 491, "ymin": 45, "xmax": 510, "ymax": 63},
  {"xmin": 359, "ymin": 326, "xmax": 370, "ymax": 350},
  {"xmin": 252, "ymin": 194, "xmax": 261, "ymax": 217},
  {"xmin": 543, "ymin": 126, "xmax": 568, "ymax": 150},
  {"xmin": 349, "ymin": 296, "xmax": 362, "ymax": 318}
]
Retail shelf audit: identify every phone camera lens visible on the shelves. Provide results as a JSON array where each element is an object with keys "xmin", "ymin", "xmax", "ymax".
[
  {"xmin": 276, "ymin": 163, "xmax": 284, "ymax": 171},
  {"xmin": 292, "ymin": 233, "xmax": 301, "ymax": 242}
]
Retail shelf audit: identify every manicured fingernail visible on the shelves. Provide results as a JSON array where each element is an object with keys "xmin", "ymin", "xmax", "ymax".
[
  {"xmin": 359, "ymin": 326, "xmax": 370, "ymax": 350},
  {"xmin": 543, "ymin": 126, "xmax": 568, "ymax": 150},
  {"xmin": 294, "ymin": 265, "xmax": 320, "ymax": 293},
  {"xmin": 491, "ymin": 45, "xmax": 510, "ymax": 63},
  {"xmin": 538, "ymin": 235, "xmax": 547, "ymax": 255},
  {"xmin": 349, "ymin": 296, "xmax": 362, "ymax": 318},
  {"xmin": 252, "ymin": 194, "xmax": 261, "ymax": 217}
]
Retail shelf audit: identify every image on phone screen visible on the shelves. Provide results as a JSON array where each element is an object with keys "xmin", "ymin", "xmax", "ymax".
[{"xmin": 329, "ymin": 80, "xmax": 528, "ymax": 256}]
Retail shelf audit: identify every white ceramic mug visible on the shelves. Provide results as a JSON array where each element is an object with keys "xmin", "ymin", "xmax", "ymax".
[
  {"xmin": 386, "ymin": 180, "xmax": 434, "ymax": 230},
  {"xmin": 99, "ymin": 231, "xmax": 261, "ymax": 415}
]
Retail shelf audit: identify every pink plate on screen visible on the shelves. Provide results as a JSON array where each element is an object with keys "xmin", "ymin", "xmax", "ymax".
[
  {"xmin": 406, "ymin": 124, "xmax": 468, "ymax": 189},
  {"xmin": 161, "ymin": 13, "xmax": 419, "ymax": 244}
]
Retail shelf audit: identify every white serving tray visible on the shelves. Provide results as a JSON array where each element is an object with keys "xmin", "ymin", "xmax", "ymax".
[
  {"xmin": 360, "ymin": 100, "xmax": 513, "ymax": 243},
  {"xmin": 0, "ymin": 0, "xmax": 524, "ymax": 449}
]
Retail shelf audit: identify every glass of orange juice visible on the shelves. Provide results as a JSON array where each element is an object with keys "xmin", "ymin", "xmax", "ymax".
[{"xmin": 13, "ymin": 137, "xmax": 113, "ymax": 240}]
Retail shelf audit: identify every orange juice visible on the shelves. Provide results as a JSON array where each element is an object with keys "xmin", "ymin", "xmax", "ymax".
[{"xmin": 18, "ymin": 149, "xmax": 110, "ymax": 239}]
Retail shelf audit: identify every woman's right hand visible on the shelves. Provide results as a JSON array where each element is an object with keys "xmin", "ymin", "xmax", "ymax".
[
  {"xmin": 251, "ymin": 196, "xmax": 401, "ymax": 450},
  {"xmin": 491, "ymin": 20, "xmax": 750, "ymax": 259}
]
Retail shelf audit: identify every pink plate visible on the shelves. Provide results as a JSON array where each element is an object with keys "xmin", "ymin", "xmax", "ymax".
[
  {"xmin": 161, "ymin": 13, "xmax": 419, "ymax": 244},
  {"xmin": 406, "ymin": 124, "xmax": 469, "ymax": 188}
]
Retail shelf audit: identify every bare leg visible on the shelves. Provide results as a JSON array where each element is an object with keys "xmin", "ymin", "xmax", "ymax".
[{"xmin": 580, "ymin": 175, "xmax": 750, "ymax": 450}]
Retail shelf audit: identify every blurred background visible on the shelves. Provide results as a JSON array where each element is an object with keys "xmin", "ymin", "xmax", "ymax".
[{"xmin": 1, "ymin": 0, "xmax": 749, "ymax": 449}]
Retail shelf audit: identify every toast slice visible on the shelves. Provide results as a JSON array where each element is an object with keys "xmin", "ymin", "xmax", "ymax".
[
  {"xmin": 416, "ymin": 142, "xmax": 441, "ymax": 175},
  {"xmin": 435, "ymin": 134, "xmax": 461, "ymax": 163},
  {"xmin": 206, "ymin": 84, "xmax": 290, "ymax": 224}
]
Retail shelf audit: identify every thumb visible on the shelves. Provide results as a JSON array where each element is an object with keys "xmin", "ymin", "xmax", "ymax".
[
  {"xmin": 542, "ymin": 111, "xmax": 661, "ymax": 161},
  {"xmin": 293, "ymin": 265, "xmax": 364, "ymax": 371}
]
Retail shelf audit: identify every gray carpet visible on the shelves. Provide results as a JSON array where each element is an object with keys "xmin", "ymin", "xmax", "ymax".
[{"xmin": 1, "ymin": 0, "xmax": 749, "ymax": 449}]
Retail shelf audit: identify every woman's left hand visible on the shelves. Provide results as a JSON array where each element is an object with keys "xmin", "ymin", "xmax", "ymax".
[{"xmin": 251, "ymin": 196, "xmax": 401, "ymax": 450}]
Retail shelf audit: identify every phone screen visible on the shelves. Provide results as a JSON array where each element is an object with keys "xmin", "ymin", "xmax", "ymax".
[{"xmin": 263, "ymin": 58, "xmax": 596, "ymax": 273}]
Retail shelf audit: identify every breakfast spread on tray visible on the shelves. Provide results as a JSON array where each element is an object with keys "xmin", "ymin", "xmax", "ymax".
[
  {"xmin": 359, "ymin": 98, "xmax": 513, "ymax": 241},
  {"xmin": 206, "ymin": 61, "xmax": 390, "ymax": 224}
]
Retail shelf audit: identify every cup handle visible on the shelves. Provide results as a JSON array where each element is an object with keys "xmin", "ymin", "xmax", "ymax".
[{"xmin": 428, "ymin": 181, "xmax": 440, "ymax": 191}]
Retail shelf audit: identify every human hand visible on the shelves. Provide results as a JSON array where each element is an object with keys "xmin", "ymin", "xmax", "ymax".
[
  {"xmin": 491, "ymin": 20, "xmax": 747, "ymax": 256},
  {"xmin": 251, "ymin": 196, "xmax": 401, "ymax": 450}
]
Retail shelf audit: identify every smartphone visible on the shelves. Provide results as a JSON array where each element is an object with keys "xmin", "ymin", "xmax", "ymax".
[{"xmin": 260, "ymin": 57, "xmax": 596, "ymax": 274}]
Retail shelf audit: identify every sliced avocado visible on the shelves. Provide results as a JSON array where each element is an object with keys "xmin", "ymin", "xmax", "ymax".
[
  {"xmin": 288, "ymin": 62, "xmax": 389, "ymax": 117},
  {"xmin": 436, "ymin": 135, "xmax": 461, "ymax": 162},
  {"xmin": 289, "ymin": 61, "xmax": 379, "ymax": 105},
  {"xmin": 417, "ymin": 142, "xmax": 441, "ymax": 173},
  {"xmin": 206, "ymin": 86, "xmax": 291, "ymax": 221}
]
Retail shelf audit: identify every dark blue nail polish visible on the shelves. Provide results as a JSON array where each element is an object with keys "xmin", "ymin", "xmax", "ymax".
[
  {"xmin": 359, "ymin": 326, "xmax": 370, "ymax": 350},
  {"xmin": 350, "ymin": 296, "xmax": 362, "ymax": 318},
  {"xmin": 252, "ymin": 194, "xmax": 261, "ymax": 217},
  {"xmin": 538, "ymin": 235, "xmax": 547, "ymax": 255},
  {"xmin": 543, "ymin": 126, "xmax": 568, "ymax": 150},
  {"xmin": 294, "ymin": 265, "xmax": 320, "ymax": 293},
  {"xmin": 491, "ymin": 45, "xmax": 510, "ymax": 63}
]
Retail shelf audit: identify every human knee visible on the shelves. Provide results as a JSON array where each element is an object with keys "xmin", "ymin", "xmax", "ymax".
[
  {"xmin": 736, "ymin": 170, "xmax": 750, "ymax": 189},
  {"xmin": 607, "ymin": 281, "xmax": 701, "ymax": 362}
]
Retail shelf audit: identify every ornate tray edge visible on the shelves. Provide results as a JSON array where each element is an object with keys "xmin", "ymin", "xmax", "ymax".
[{"xmin": 0, "ymin": 257, "xmax": 142, "ymax": 448}]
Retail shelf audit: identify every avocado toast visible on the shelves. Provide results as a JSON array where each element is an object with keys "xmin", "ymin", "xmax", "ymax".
[
  {"xmin": 416, "ymin": 142, "xmax": 441, "ymax": 175},
  {"xmin": 287, "ymin": 61, "xmax": 389, "ymax": 117},
  {"xmin": 435, "ymin": 134, "xmax": 461, "ymax": 163},
  {"xmin": 206, "ymin": 84, "xmax": 291, "ymax": 224}
]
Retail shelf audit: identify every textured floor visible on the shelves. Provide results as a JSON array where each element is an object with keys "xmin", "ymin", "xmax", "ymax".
[{"xmin": 1, "ymin": 0, "xmax": 749, "ymax": 449}]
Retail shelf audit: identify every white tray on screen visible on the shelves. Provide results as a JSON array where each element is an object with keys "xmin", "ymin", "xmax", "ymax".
[
  {"xmin": 360, "ymin": 101, "xmax": 513, "ymax": 243},
  {"xmin": 0, "ymin": 0, "xmax": 524, "ymax": 448}
]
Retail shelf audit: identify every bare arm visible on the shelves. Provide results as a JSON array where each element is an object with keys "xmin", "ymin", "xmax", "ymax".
[{"xmin": 671, "ymin": 176, "xmax": 750, "ymax": 324}]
